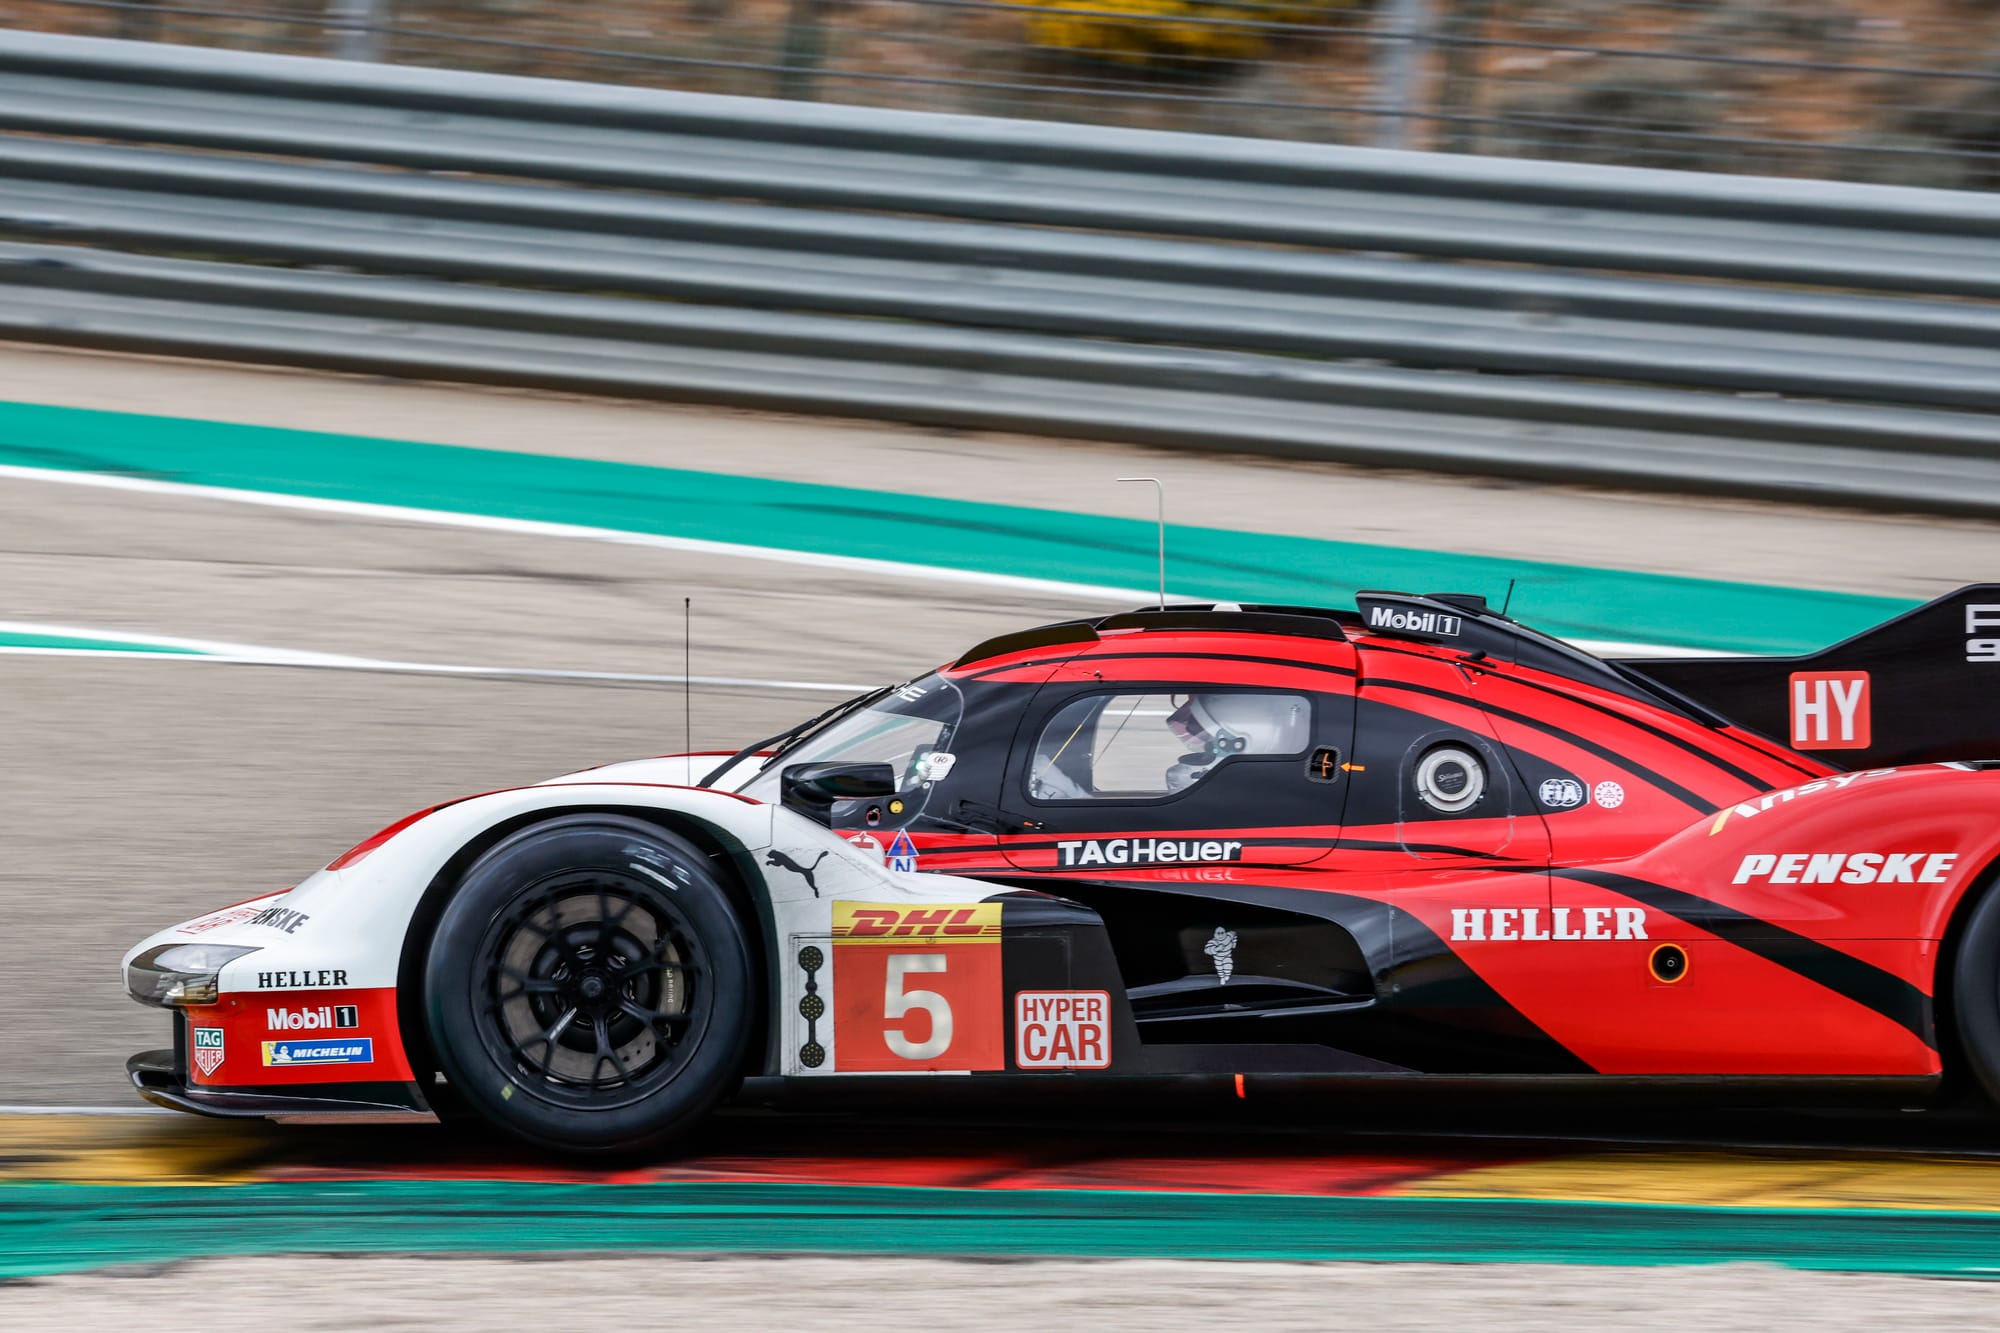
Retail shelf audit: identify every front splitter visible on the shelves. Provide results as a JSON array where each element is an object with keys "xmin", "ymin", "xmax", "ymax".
[{"xmin": 127, "ymin": 1049, "xmax": 437, "ymax": 1125}]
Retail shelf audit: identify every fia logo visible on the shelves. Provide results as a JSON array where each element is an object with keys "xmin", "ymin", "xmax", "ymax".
[
  {"xmin": 1789, "ymin": 671, "xmax": 1870, "ymax": 750},
  {"xmin": 1538, "ymin": 778, "xmax": 1585, "ymax": 809},
  {"xmin": 1968, "ymin": 606, "xmax": 2000, "ymax": 663}
]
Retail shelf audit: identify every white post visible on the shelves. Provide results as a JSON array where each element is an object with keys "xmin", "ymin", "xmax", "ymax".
[
  {"xmin": 327, "ymin": 0, "xmax": 386, "ymax": 62},
  {"xmin": 1373, "ymin": 0, "xmax": 1432, "ymax": 150}
]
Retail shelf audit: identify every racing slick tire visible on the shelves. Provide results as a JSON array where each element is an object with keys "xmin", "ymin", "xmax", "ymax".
[
  {"xmin": 1951, "ymin": 882, "xmax": 2000, "ymax": 1109},
  {"xmin": 423, "ymin": 814, "xmax": 754, "ymax": 1155}
]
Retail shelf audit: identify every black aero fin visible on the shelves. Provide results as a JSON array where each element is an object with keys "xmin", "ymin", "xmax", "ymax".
[{"xmin": 1616, "ymin": 583, "xmax": 2000, "ymax": 769}]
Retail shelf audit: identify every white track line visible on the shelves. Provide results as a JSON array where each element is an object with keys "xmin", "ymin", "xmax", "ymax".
[
  {"xmin": 0, "ymin": 465, "xmax": 1723, "ymax": 659},
  {"xmin": 0, "ymin": 1104, "xmax": 173, "ymax": 1115},
  {"xmin": 0, "ymin": 463, "xmax": 1153, "ymax": 602},
  {"xmin": 0, "ymin": 621, "xmax": 874, "ymax": 692}
]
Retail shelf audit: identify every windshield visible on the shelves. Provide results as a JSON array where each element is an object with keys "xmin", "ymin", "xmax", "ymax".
[{"xmin": 737, "ymin": 674, "xmax": 964, "ymax": 801}]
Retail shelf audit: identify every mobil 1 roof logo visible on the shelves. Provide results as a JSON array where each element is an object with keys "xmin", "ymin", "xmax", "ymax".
[{"xmin": 1367, "ymin": 605, "xmax": 1461, "ymax": 637}]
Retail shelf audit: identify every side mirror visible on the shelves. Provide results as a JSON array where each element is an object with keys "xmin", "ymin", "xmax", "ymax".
[{"xmin": 780, "ymin": 762, "xmax": 896, "ymax": 825}]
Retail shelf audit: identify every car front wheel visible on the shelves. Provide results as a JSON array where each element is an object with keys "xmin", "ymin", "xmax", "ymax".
[{"xmin": 424, "ymin": 814, "xmax": 754, "ymax": 1155}]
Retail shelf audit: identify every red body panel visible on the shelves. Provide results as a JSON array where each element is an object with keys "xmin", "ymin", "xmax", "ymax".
[
  {"xmin": 184, "ymin": 986, "xmax": 414, "ymax": 1088},
  {"xmin": 897, "ymin": 613, "xmax": 2000, "ymax": 1080}
]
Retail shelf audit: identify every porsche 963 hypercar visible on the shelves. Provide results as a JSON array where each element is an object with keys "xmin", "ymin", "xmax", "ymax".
[{"xmin": 123, "ymin": 587, "xmax": 2000, "ymax": 1152}]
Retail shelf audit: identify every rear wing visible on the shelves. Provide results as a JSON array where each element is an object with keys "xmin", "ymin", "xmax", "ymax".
[{"xmin": 1616, "ymin": 584, "xmax": 2000, "ymax": 769}]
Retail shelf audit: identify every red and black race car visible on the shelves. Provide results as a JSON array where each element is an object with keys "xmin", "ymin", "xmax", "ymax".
[{"xmin": 125, "ymin": 586, "xmax": 2000, "ymax": 1153}]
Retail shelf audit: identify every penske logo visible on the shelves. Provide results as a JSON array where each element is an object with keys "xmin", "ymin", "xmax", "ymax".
[
  {"xmin": 1733, "ymin": 852, "xmax": 1957, "ymax": 885},
  {"xmin": 1056, "ymin": 838, "xmax": 1243, "ymax": 868},
  {"xmin": 832, "ymin": 901, "xmax": 1001, "ymax": 943}
]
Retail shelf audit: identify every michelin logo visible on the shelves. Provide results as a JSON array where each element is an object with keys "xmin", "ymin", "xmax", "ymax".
[
  {"xmin": 1056, "ymin": 838, "xmax": 1244, "ymax": 868},
  {"xmin": 1367, "ymin": 605, "xmax": 1462, "ymax": 637},
  {"xmin": 262, "ymin": 1039, "xmax": 373, "ymax": 1067}
]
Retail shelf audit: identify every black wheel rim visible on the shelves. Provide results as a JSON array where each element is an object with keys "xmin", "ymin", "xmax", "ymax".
[{"xmin": 473, "ymin": 869, "xmax": 713, "ymax": 1110}]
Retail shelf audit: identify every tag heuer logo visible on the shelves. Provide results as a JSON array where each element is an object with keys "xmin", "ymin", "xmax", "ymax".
[
  {"xmin": 1366, "ymin": 605, "xmax": 1462, "ymax": 637},
  {"xmin": 192, "ymin": 1026, "xmax": 225, "ymax": 1076}
]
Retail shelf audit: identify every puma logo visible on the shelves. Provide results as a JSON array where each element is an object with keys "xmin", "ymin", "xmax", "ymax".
[{"xmin": 765, "ymin": 849, "xmax": 830, "ymax": 898}]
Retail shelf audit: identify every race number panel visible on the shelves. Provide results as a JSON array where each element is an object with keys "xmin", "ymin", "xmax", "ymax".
[{"xmin": 831, "ymin": 901, "xmax": 1003, "ymax": 1072}]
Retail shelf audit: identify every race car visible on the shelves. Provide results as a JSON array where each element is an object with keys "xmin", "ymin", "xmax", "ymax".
[{"xmin": 123, "ymin": 586, "xmax": 2000, "ymax": 1153}]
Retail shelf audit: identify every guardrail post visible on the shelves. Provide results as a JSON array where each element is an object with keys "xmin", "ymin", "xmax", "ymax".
[
  {"xmin": 1372, "ymin": 0, "xmax": 1432, "ymax": 150},
  {"xmin": 326, "ymin": 0, "xmax": 386, "ymax": 63},
  {"xmin": 778, "ymin": 0, "xmax": 824, "ymax": 100}
]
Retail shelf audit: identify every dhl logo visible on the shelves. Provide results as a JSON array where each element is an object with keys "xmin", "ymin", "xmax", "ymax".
[{"xmin": 832, "ymin": 901, "xmax": 1001, "ymax": 944}]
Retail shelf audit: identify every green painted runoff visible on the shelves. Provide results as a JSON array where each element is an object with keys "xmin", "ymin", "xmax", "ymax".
[
  {"xmin": 0, "ymin": 400, "xmax": 1911, "ymax": 654},
  {"xmin": 0, "ymin": 631, "xmax": 203, "ymax": 654},
  {"xmin": 1, "ymin": 1181, "xmax": 1997, "ymax": 1277}
]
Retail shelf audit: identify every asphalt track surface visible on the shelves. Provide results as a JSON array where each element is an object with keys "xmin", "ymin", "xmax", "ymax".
[{"xmin": 7, "ymin": 345, "xmax": 2000, "ymax": 1309}]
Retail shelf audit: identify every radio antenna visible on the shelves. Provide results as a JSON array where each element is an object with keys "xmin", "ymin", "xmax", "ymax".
[
  {"xmin": 683, "ymin": 597, "xmax": 693, "ymax": 759},
  {"xmin": 1117, "ymin": 476, "xmax": 1166, "ymax": 609},
  {"xmin": 1501, "ymin": 578, "xmax": 1517, "ymax": 618}
]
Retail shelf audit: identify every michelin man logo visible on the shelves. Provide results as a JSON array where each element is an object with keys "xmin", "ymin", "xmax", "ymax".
[{"xmin": 1203, "ymin": 926, "xmax": 1238, "ymax": 985}]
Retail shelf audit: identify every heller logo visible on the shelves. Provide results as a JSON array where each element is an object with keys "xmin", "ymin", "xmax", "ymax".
[
  {"xmin": 1451, "ymin": 907, "xmax": 1647, "ymax": 941},
  {"xmin": 254, "ymin": 969, "xmax": 349, "ymax": 989},
  {"xmin": 1055, "ymin": 838, "xmax": 1244, "ymax": 868},
  {"xmin": 1789, "ymin": 671, "xmax": 1870, "ymax": 750},
  {"xmin": 1367, "ymin": 605, "xmax": 1462, "ymax": 637},
  {"xmin": 1969, "ymin": 605, "xmax": 2000, "ymax": 663},
  {"xmin": 1733, "ymin": 852, "xmax": 1957, "ymax": 885},
  {"xmin": 266, "ymin": 1004, "xmax": 358, "ymax": 1031},
  {"xmin": 262, "ymin": 1038, "xmax": 373, "ymax": 1067},
  {"xmin": 192, "ymin": 1026, "xmax": 225, "ymax": 1077},
  {"xmin": 1014, "ymin": 990, "xmax": 1112, "ymax": 1069}
]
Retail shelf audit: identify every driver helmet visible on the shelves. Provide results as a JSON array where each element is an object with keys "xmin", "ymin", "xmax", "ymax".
[{"xmin": 1164, "ymin": 693, "xmax": 1307, "ymax": 791}]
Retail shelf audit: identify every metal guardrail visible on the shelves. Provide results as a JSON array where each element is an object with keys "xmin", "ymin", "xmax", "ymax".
[
  {"xmin": 17, "ymin": 0, "xmax": 2000, "ymax": 189},
  {"xmin": 2, "ymin": 29, "xmax": 2000, "ymax": 513}
]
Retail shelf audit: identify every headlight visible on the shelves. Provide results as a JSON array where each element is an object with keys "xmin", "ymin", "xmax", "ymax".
[{"xmin": 125, "ymin": 943, "xmax": 261, "ymax": 1008}]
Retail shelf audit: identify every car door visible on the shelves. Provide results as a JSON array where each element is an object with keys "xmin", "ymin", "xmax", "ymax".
[
  {"xmin": 996, "ymin": 658, "xmax": 1358, "ymax": 873},
  {"xmin": 1343, "ymin": 643, "xmax": 1553, "ymax": 870}
]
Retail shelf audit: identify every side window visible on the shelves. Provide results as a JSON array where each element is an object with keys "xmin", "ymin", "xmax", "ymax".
[{"xmin": 1026, "ymin": 692, "xmax": 1311, "ymax": 802}]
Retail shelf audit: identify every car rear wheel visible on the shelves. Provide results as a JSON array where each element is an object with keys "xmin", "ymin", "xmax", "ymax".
[
  {"xmin": 1952, "ymin": 883, "xmax": 2000, "ymax": 1109},
  {"xmin": 423, "ymin": 814, "xmax": 754, "ymax": 1155}
]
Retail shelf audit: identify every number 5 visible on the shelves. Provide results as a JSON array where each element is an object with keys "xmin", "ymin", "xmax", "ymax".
[{"xmin": 884, "ymin": 953, "xmax": 952, "ymax": 1059}]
